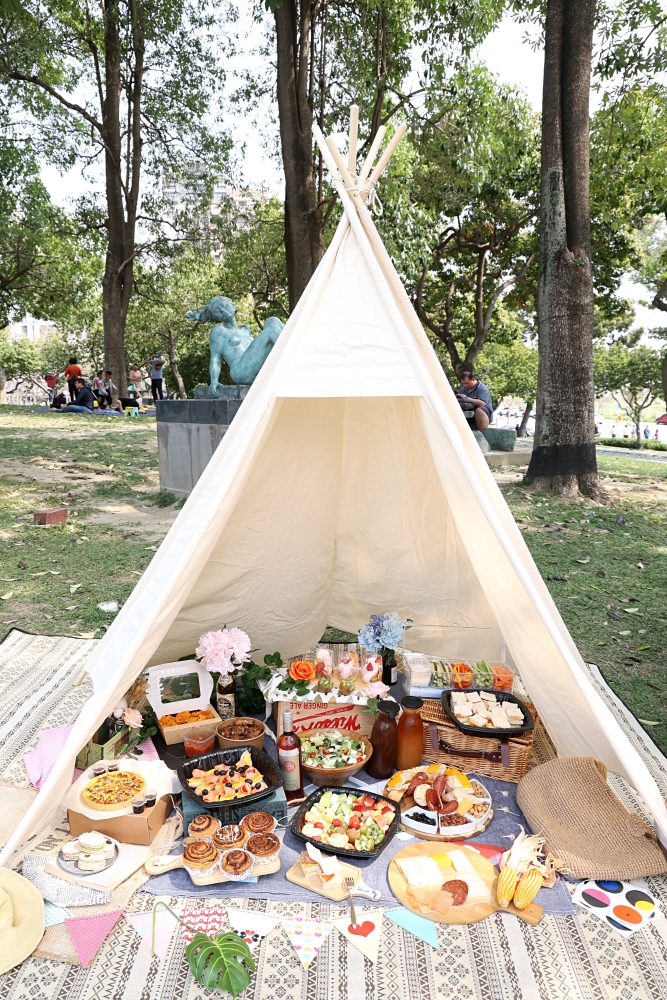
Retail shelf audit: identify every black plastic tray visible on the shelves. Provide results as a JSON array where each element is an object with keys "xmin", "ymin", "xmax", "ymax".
[
  {"xmin": 177, "ymin": 746, "xmax": 283, "ymax": 814},
  {"xmin": 441, "ymin": 688, "xmax": 535, "ymax": 739},
  {"xmin": 290, "ymin": 785, "xmax": 400, "ymax": 860}
]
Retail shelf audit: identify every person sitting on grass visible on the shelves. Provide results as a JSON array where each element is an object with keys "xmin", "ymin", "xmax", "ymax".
[
  {"xmin": 57, "ymin": 377, "xmax": 94, "ymax": 413},
  {"xmin": 50, "ymin": 391, "xmax": 68, "ymax": 410},
  {"xmin": 456, "ymin": 369, "xmax": 494, "ymax": 431}
]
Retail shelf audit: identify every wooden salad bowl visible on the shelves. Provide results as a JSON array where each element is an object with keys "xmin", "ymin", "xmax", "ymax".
[{"xmin": 299, "ymin": 730, "xmax": 373, "ymax": 787}]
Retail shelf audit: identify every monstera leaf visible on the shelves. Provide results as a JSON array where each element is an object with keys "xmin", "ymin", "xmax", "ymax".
[{"xmin": 186, "ymin": 931, "xmax": 255, "ymax": 996}]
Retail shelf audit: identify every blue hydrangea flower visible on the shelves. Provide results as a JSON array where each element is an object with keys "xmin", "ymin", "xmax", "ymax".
[
  {"xmin": 379, "ymin": 618, "xmax": 404, "ymax": 650},
  {"xmin": 358, "ymin": 623, "xmax": 381, "ymax": 653}
]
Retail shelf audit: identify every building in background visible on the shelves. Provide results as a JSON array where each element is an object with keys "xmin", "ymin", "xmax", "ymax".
[{"xmin": 7, "ymin": 314, "xmax": 56, "ymax": 343}]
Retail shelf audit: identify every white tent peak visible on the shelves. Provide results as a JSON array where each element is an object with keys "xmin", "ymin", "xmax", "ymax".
[{"xmin": 3, "ymin": 111, "xmax": 667, "ymax": 866}]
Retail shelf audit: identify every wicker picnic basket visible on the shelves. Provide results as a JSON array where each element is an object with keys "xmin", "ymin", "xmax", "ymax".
[{"xmin": 421, "ymin": 698, "xmax": 539, "ymax": 783}]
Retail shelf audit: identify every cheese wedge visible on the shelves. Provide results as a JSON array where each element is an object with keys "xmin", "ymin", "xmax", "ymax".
[{"xmin": 456, "ymin": 797, "xmax": 473, "ymax": 816}]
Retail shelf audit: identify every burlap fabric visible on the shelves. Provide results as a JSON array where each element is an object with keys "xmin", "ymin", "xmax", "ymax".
[{"xmin": 517, "ymin": 756, "xmax": 667, "ymax": 879}]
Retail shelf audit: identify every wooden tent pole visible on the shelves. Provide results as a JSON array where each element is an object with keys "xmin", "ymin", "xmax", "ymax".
[
  {"xmin": 357, "ymin": 126, "xmax": 386, "ymax": 191},
  {"xmin": 325, "ymin": 135, "xmax": 358, "ymax": 194},
  {"xmin": 368, "ymin": 123, "xmax": 408, "ymax": 186},
  {"xmin": 348, "ymin": 105, "xmax": 359, "ymax": 175}
]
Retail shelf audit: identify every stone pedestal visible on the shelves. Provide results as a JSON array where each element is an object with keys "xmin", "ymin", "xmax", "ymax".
[{"xmin": 156, "ymin": 397, "xmax": 245, "ymax": 497}]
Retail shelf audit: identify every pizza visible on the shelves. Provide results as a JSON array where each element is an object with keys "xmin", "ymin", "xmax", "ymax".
[{"xmin": 82, "ymin": 771, "xmax": 147, "ymax": 811}]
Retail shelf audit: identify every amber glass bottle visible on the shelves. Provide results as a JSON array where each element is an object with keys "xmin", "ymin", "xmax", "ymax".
[
  {"xmin": 366, "ymin": 700, "xmax": 399, "ymax": 779},
  {"xmin": 277, "ymin": 710, "xmax": 304, "ymax": 803},
  {"xmin": 395, "ymin": 696, "xmax": 424, "ymax": 770}
]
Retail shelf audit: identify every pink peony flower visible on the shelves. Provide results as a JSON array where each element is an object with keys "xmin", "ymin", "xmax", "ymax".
[
  {"xmin": 196, "ymin": 628, "xmax": 251, "ymax": 675},
  {"xmin": 122, "ymin": 707, "xmax": 143, "ymax": 730},
  {"xmin": 364, "ymin": 680, "xmax": 389, "ymax": 698}
]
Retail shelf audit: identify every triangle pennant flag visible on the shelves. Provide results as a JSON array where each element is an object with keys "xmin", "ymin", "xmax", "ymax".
[
  {"xmin": 226, "ymin": 908, "xmax": 281, "ymax": 951},
  {"xmin": 384, "ymin": 908, "xmax": 440, "ymax": 949},
  {"xmin": 65, "ymin": 909, "xmax": 124, "ymax": 967},
  {"xmin": 125, "ymin": 907, "xmax": 181, "ymax": 960},
  {"xmin": 280, "ymin": 916, "xmax": 334, "ymax": 969},
  {"xmin": 179, "ymin": 906, "xmax": 228, "ymax": 945},
  {"xmin": 333, "ymin": 908, "xmax": 384, "ymax": 964}
]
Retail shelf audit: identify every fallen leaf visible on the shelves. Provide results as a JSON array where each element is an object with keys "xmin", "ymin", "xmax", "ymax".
[
  {"xmin": 49, "ymin": 570, "xmax": 60, "ymax": 575},
  {"xmin": 576, "ymin": 557, "xmax": 591, "ymax": 564},
  {"xmin": 597, "ymin": 640, "xmax": 606, "ymax": 645},
  {"xmin": 635, "ymin": 645, "xmax": 648, "ymax": 651},
  {"xmin": 65, "ymin": 605, "xmax": 77, "ymax": 610},
  {"xmin": 1, "ymin": 592, "xmax": 14, "ymax": 600},
  {"xmin": 0, "ymin": 578, "xmax": 18, "ymax": 583},
  {"xmin": 618, "ymin": 630, "xmax": 631, "ymax": 636},
  {"xmin": 78, "ymin": 631, "xmax": 98, "ymax": 639},
  {"xmin": 639, "ymin": 720, "xmax": 661, "ymax": 726},
  {"xmin": 623, "ymin": 608, "xmax": 639, "ymax": 614},
  {"xmin": 30, "ymin": 571, "xmax": 48, "ymax": 577},
  {"xmin": 69, "ymin": 584, "xmax": 81, "ymax": 593}
]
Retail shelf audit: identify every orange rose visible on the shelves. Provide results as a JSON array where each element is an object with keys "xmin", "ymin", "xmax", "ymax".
[{"xmin": 289, "ymin": 660, "xmax": 316, "ymax": 682}]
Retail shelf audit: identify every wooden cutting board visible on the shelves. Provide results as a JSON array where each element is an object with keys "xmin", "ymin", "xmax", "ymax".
[
  {"xmin": 286, "ymin": 859, "xmax": 361, "ymax": 901},
  {"xmin": 144, "ymin": 853, "xmax": 280, "ymax": 886},
  {"xmin": 388, "ymin": 842, "xmax": 542, "ymax": 926}
]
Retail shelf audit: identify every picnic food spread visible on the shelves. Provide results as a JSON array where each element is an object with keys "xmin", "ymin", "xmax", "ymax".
[
  {"xmin": 300, "ymin": 732, "xmax": 367, "ymax": 768},
  {"xmin": 186, "ymin": 749, "xmax": 268, "ymax": 802},
  {"xmin": 299, "ymin": 790, "xmax": 396, "ymax": 851},
  {"xmin": 82, "ymin": 770, "xmax": 147, "ymax": 811},
  {"xmin": 450, "ymin": 690, "xmax": 525, "ymax": 729}
]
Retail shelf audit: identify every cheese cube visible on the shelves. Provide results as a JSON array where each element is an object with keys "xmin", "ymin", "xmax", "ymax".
[{"xmin": 456, "ymin": 797, "xmax": 473, "ymax": 816}]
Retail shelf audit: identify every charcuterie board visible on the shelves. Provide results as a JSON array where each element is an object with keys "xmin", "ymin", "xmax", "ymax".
[
  {"xmin": 388, "ymin": 842, "xmax": 541, "ymax": 926},
  {"xmin": 383, "ymin": 767, "xmax": 493, "ymax": 842},
  {"xmin": 286, "ymin": 858, "xmax": 361, "ymax": 901},
  {"xmin": 144, "ymin": 853, "xmax": 280, "ymax": 886}
]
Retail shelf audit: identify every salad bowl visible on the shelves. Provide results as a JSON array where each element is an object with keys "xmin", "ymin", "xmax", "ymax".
[{"xmin": 299, "ymin": 730, "xmax": 373, "ymax": 787}]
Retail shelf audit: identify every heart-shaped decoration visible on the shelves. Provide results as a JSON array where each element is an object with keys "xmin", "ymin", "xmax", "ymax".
[{"xmin": 348, "ymin": 921, "xmax": 375, "ymax": 937}]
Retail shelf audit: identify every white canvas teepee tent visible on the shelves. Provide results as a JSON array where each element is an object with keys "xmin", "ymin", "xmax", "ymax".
[{"xmin": 3, "ymin": 115, "xmax": 667, "ymax": 865}]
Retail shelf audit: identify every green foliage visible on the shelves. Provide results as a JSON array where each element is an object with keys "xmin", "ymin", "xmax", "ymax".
[
  {"xmin": 237, "ymin": 652, "xmax": 283, "ymax": 714},
  {"xmin": 0, "ymin": 334, "xmax": 43, "ymax": 379},
  {"xmin": 474, "ymin": 340, "xmax": 539, "ymax": 408},
  {"xmin": 598, "ymin": 438, "xmax": 667, "ymax": 452},
  {"xmin": 594, "ymin": 343, "xmax": 665, "ymax": 444},
  {"xmin": 186, "ymin": 931, "xmax": 255, "ymax": 996}
]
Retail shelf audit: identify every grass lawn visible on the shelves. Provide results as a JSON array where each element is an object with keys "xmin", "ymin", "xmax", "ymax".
[{"xmin": 1, "ymin": 405, "xmax": 666, "ymax": 750}]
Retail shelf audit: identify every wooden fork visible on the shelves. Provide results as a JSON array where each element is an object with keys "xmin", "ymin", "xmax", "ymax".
[{"xmin": 345, "ymin": 875, "xmax": 357, "ymax": 926}]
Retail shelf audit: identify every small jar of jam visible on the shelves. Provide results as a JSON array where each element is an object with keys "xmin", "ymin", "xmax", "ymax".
[
  {"xmin": 92, "ymin": 763, "xmax": 107, "ymax": 778},
  {"xmin": 144, "ymin": 788, "xmax": 157, "ymax": 808},
  {"xmin": 183, "ymin": 726, "xmax": 217, "ymax": 758},
  {"xmin": 132, "ymin": 796, "xmax": 146, "ymax": 814}
]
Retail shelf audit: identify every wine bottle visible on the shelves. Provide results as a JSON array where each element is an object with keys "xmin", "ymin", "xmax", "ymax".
[{"xmin": 277, "ymin": 710, "xmax": 304, "ymax": 803}]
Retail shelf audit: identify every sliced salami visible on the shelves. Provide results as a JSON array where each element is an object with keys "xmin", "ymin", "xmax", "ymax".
[{"xmin": 445, "ymin": 879, "xmax": 469, "ymax": 906}]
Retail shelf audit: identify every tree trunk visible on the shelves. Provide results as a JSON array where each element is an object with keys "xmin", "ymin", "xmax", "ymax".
[
  {"xmin": 166, "ymin": 332, "xmax": 187, "ymax": 399},
  {"xmin": 518, "ymin": 400, "xmax": 533, "ymax": 437},
  {"xmin": 0, "ymin": 365, "xmax": 6, "ymax": 405},
  {"xmin": 100, "ymin": 0, "xmax": 143, "ymax": 398},
  {"xmin": 274, "ymin": 0, "xmax": 323, "ymax": 311},
  {"xmin": 662, "ymin": 353, "xmax": 667, "ymax": 408},
  {"xmin": 527, "ymin": 0, "xmax": 603, "ymax": 498}
]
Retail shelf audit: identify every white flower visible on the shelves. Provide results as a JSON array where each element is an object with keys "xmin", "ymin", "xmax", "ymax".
[{"xmin": 195, "ymin": 628, "xmax": 252, "ymax": 675}]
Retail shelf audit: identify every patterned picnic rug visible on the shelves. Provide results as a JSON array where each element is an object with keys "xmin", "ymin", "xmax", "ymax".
[{"xmin": 2, "ymin": 628, "xmax": 667, "ymax": 1000}]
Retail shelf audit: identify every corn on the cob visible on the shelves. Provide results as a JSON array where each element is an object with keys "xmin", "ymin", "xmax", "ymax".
[
  {"xmin": 513, "ymin": 869, "xmax": 543, "ymax": 909},
  {"xmin": 496, "ymin": 866, "xmax": 518, "ymax": 907}
]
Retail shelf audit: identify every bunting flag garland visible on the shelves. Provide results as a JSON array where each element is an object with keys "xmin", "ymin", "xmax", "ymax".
[
  {"xmin": 125, "ymin": 907, "xmax": 181, "ymax": 960},
  {"xmin": 280, "ymin": 916, "xmax": 334, "ymax": 968},
  {"xmin": 226, "ymin": 908, "xmax": 281, "ymax": 951},
  {"xmin": 333, "ymin": 909, "xmax": 384, "ymax": 964},
  {"xmin": 384, "ymin": 908, "xmax": 440, "ymax": 949},
  {"xmin": 65, "ymin": 910, "xmax": 124, "ymax": 967},
  {"xmin": 179, "ymin": 906, "xmax": 228, "ymax": 945}
]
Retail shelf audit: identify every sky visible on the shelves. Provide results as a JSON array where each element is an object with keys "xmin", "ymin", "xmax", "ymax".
[{"xmin": 40, "ymin": 12, "xmax": 663, "ymax": 335}]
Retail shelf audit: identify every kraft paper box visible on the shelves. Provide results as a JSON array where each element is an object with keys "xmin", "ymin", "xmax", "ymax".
[
  {"xmin": 274, "ymin": 700, "xmax": 375, "ymax": 738},
  {"xmin": 68, "ymin": 794, "xmax": 171, "ymax": 846}
]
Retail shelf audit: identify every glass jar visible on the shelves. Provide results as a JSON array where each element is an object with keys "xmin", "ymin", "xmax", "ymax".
[
  {"xmin": 365, "ymin": 700, "xmax": 399, "ymax": 779},
  {"xmin": 395, "ymin": 696, "xmax": 424, "ymax": 771},
  {"xmin": 337, "ymin": 652, "xmax": 359, "ymax": 695}
]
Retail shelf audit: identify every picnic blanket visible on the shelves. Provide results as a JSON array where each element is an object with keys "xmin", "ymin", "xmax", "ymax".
[{"xmin": 3, "ymin": 629, "xmax": 667, "ymax": 1000}]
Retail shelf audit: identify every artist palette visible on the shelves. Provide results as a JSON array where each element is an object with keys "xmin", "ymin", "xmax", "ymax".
[{"xmin": 573, "ymin": 879, "xmax": 657, "ymax": 937}]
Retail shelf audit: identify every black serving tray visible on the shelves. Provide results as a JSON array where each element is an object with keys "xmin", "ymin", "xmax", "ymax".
[
  {"xmin": 177, "ymin": 746, "xmax": 283, "ymax": 815},
  {"xmin": 441, "ymin": 688, "xmax": 535, "ymax": 739},
  {"xmin": 290, "ymin": 786, "xmax": 400, "ymax": 860}
]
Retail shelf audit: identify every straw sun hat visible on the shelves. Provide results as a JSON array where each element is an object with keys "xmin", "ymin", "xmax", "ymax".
[{"xmin": 0, "ymin": 868, "xmax": 45, "ymax": 974}]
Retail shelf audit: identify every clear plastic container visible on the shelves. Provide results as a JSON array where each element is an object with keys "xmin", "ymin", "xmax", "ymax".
[
  {"xmin": 448, "ymin": 660, "xmax": 474, "ymax": 689},
  {"xmin": 490, "ymin": 662, "xmax": 515, "ymax": 692},
  {"xmin": 402, "ymin": 652, "xmax": 432, "ymax": 688},
  {"xmin": 430, "ymin": 659, "xmax": 451, "ymax": 688},
  {"xmin": 470, "ymin": 659, "xmax": 494, "ymax": 688}
]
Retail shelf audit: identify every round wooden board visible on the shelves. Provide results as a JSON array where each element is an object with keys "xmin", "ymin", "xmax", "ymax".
[
  {"xmin": 384, "ymin": 781, "xmax": 493, "ymax": 842},
  {"xmin": 388, "ymin": 842, "xmax": 542, "ymax": 926},
  {"xmin": 388, "ymin": 842, "xmax": 498, "ymax": 925}
]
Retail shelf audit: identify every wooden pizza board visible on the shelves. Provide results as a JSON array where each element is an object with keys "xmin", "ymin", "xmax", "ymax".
[
  {"xmin": 388, "ymin": 842, "xmax": 542, "ymax": 926},
  {"xmin": 144, "ymin": 853, "xmax": 280, "ymax": 886},
  {"xmin": 285, "ymin": 858, "xmax": 361, "ymax": 902}
]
